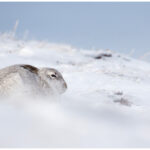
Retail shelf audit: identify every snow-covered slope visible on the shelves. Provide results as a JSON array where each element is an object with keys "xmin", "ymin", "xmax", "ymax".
[{"xmin": 0, "ymin": 32, "xmax": 150, "ymax": 147}]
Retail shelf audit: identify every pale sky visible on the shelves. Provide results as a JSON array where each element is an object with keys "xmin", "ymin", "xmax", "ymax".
[{"xmin": 0, "ymin": 2, "xmax": 150, "ymax": 57}]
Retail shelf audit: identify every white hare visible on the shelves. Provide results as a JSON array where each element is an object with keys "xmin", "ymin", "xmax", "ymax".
[{"xmin": 0, "ymin": 64, "xmax": 67, "ymax": 98}]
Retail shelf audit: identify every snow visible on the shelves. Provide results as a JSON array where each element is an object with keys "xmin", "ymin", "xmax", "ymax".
[{"xmin": 0, "ymin": 32, "xmax": 150, "ymax": 147}]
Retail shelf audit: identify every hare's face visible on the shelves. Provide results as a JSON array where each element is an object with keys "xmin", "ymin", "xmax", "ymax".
[{"xmin": 44, "ymin": 68, "xmax": 67, "ymax": 94}]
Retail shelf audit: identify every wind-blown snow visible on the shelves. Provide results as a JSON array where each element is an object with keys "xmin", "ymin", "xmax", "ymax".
[{"xmin": 0, "ymin": 32, "xmax": 150, "ymax": 148}]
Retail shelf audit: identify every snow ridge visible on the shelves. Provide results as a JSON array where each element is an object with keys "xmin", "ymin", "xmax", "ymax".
[{"xmin": 0, "ymin": 33, "xmax": 150, "ymax": 147}]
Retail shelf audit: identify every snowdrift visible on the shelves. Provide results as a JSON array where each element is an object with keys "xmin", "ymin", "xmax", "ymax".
[{"xmin": 0, "ymin": 32, "xmax": 150, "ymax": 147}]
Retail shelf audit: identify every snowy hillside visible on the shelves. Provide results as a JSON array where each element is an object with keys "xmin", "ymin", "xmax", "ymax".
[{"xmin": 0, "ymin": 32, "xmax": 150, "ymax": 147}]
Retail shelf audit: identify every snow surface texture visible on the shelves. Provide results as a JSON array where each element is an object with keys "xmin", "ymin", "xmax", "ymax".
[{"xmin": 0, "ymin": 32, "xmax": 150, "ymax": 148}]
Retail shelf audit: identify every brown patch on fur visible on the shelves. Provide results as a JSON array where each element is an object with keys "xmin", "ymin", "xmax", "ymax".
[{"xmin": 21, "ymin": 65, "xmax": 39, "ymax": 74}]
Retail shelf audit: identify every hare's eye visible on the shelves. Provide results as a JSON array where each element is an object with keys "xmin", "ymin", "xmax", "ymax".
[{"xmin": 51, "ymin": 74, "xmax": 56, "ymax": 78}]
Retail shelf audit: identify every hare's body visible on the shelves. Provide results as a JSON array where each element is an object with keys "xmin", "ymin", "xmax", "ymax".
[{"xmin": 0, "ymin": 64, "xmax": 67, "ymax": 98}]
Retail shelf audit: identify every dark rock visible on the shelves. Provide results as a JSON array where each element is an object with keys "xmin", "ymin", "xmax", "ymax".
[
  {"xmin": 94, "ymin": 53, "xmax": 112, "ymax": 59},
  {"xmin": 114, "ymin": 98, "xmax": 132, "ymax": 106},
  {"xmin": 115, "ymin": 91, "xmax": 123, "ymax": 96}
]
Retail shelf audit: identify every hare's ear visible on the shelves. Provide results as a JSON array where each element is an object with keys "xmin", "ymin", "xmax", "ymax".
[{"xmin": 21, "ymin": 65, "xmax": 39, "ymax": 74}]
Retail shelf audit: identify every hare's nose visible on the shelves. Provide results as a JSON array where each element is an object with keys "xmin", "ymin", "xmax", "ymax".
[{"xmin": 63, "ymin": 81, "xmax": 67, "ymax": 89}]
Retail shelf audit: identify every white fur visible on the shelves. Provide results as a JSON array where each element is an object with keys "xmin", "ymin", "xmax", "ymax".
[{"xmin": 0, "ymin": 64, "xmax": 67, "ymax": 98}]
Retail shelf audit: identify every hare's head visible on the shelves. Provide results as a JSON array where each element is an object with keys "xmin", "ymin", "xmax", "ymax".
[{"xmin": 39, "ymin": 68, "xmax": 67, "ymax": 94}]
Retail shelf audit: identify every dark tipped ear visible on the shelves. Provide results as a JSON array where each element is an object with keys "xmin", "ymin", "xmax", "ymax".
[{"xmin": 20, "ymin": 65, "xmax": 39, "ymax": 74}]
